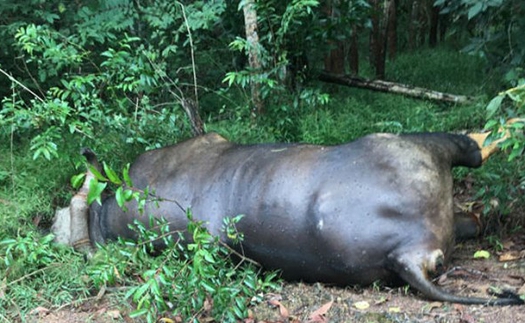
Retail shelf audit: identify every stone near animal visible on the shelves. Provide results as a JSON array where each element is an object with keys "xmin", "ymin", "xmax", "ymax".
[{"xmin": 53, "ymin": 129, "xmax": 523, "ymax": 306}]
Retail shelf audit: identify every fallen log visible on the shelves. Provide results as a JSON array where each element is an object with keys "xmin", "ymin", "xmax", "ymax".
[{"xmin": 319, "ymin": 72, "xmax": 473, "ymax": 104}]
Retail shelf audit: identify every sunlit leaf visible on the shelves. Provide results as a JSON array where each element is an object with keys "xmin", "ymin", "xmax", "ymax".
[
  {"xmin": 123, "ymin": 164, "xmax": 133, "ymax": 187},
  {"xmin": 88, "ymin": 165, "xmax": 107, "ymax": 182},
  {"xmin": 473, "ymin": 250, "xmax": 491, "ymax": 259},
  {"xmin": 87, "ymin": 179, "xmax": 107, "ymax": 205},
  {"xmin": 103, "ymin": 162, "xmax": 122, "ymax": 185},
  {"xmin": 70, "ymin": 173, "xmax": 86, "ymax": 189}
]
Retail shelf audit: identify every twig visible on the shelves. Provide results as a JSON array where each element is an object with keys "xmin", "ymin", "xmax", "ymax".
[
  {"xmin": 21, "ymin": 59, "xmax": 45, "ymax": 98},
  {"xmin": 5, "ymin": 263, "xmax": 62, "ymax": 288},
  {"xmin": 10, "ymin": 88, "xmax": 16, "ymax": 202},
  {"xmin": 0, "ymin": 68, "xmax": 45, "ymax": 103},
  {"xmin": 178, "ymin": 2, "xmax": 199, "ymax": 109},
  {"xmin": 218, "ymin": 240, "xmax": 261, "ymax": 267}
]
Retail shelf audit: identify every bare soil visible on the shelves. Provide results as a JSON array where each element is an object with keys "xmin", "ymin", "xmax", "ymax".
[{"xmin": 26, "ymin": 234, "xmax": 525, "ymax": 323}]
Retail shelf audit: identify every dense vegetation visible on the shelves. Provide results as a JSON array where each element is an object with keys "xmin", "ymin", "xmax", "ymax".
[{"xmin": 1, "ymin": 0, "xmax": 524, "ymax": 321}]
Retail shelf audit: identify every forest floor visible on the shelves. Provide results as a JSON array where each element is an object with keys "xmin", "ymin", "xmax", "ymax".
[{"xmin": 27, "ymin": 233, "xmax": 525, "ymax": 323}]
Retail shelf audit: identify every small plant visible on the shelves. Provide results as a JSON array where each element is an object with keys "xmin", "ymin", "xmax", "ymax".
[
  {"xmin": 484, "ymin": 83, "xmax": 525, "ymax": 160},
  {"xmin": 484, "ymin": 235, "xmax": 504, "ymax": 252},
  {"xmin": 0, "ymin": 232, "xmax": 89, "ymax": 319},
  {"xmin": 473, "ymin": 83, "xmax": 525, "ymax": 232}
]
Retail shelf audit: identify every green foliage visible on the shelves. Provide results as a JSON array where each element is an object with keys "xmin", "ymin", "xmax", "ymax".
[
  {"xmin": 484, "ymin": 83, "xmax": 525, "ymax": 161},
  {"xmin": 226, "ymin": 0, "xmax": 321, "ymax": 100},
  {"xmin": 0, "ymin": 232, "xmax": 90, "ymax": 318},
  {"xmin": 86, "ymin": 213, "xmax": 280, "ymax": 323},
  {"xmin": 0, "ymin": 211, "xmax": 279, "ymax": 322},
  {"xmin": 437, "ymin": 0, "xmax": 525, "ymax": 86},
  {"xmin": 388, "ymin": 48, "xmax": 488, "ymax": 95},
  {"xmin": 0, "ymin": 0, "xmax": 233, "ymax": 160},
  {"xmin": 470, "ymin": 82, "xmax": 525, "ymax": 235}
]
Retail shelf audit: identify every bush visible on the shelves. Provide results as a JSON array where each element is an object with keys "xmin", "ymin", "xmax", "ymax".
[{"xmin": 87, "ymin": 212, "xmax": 280, "ymax": 323}]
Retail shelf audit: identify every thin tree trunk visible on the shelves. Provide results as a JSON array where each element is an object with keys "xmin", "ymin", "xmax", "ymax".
[
  {"xmin": 348, "ymin": 25, "xmax": 359, "ymax": 75},
  {"xmin": 439, "ymin": 7, "xmax": 448, "ymax": 42},
  {"xmin": 319, "ymin": 72, "xmax": 473, "ymax": 104},
  {"xmin": 242, "ymin": 0, "xmax": 264, "ymax": 115},
  {"xmin": 323, "ymin": 1, "xmax": 345, "ymax": 74},
  {"xmin": 369, "ymin": 0, "xmax": 380, "ymax": 67},
  {"xmin": 386, "ymin": 0, "xmax": 397, "ymax": 59},
  {"xmin": 429, "ymin": 3, "xmax": 439, "ymax": 47},
  {"xmin": 181, "ymin": 98, "xmax": 204, "ymax": 136},
  {"xmin": 324, "ymin": 41, "xmax": 345, "ymax": 74},
  {"xmin": 418, "ymin": 0, "xmax": 429, "ymax": 47},
  {"xmin": 408, "ymin": 0, "xmax": 419, "ymax": 50},
  {"xmin": 370, "ymin": 0, "xmax": 388, "ymax": 79}
]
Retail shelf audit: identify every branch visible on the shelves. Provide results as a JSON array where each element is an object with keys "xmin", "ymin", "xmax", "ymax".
[
  {"xmin": 0, "ymin": 68, "xmax": 45, "ymax": 103},
  {"xmin": 319, "ymin": 72, "xmax": 473, "ymax": 104}
]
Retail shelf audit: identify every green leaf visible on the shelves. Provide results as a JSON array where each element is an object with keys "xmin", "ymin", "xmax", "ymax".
[
  {"xmin": 222, "ymin": 72, "xmax": 237, "ymax": 87},
  {"xmin": 0, "ymin": 238, "xmax": 17, "ymax": 246},
  {"xmin": 71, "ymin": 173, "xmax": 86, "ymax": 189},
  {"xmin": 132, "ymin": 283, "xmax": 150, "ymax": 303},
  {"xmin": 203, "ymin": 250, "xmax": 216, "ymax": 263},
  {"xmin": 486, "ymin": 94, "xmax": 504, "ymax": 118},
  {"xmin": 200, "ymin": 281, "xmax": 216, "ymax": 293},
  {"xmin": 124, "ymin": 189, "xmax": 133, "ymax": 200},
  {"xmin": 473, "ymin": 250, "xmax": 491, "ymax": 259},
  {"xmin": 123, "ymin": 164, "xmax": 133, "ymax": 187},
  {"xmin": 87, "ymin": 179, "xmax": 107, "ymax": 205},
  {"xmin": 468, "ymin": 2, "xmax": 483, "ymax": 20},
  {"xmin": 115, "ymin": 186, "xmax": 125, "ymax": 208},
  {"xmin": 88, "ymin": 165, "xmax": 107, "ymax": 182},
  {"xmin": 129, "ymin": 308, "xmax": 149, "ymax": 318},
  {"xmin": 103, "ymin": 162, "xmax": 122, "ymax": 185}
]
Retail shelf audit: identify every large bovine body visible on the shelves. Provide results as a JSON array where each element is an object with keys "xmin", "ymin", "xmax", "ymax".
[{"xmin": 86, "ymin": 132, "xmax": 522, "ymax": 305}]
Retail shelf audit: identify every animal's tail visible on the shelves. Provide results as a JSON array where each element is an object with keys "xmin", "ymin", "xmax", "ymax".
[{"xmin": 391, "ymin": 250, "xmax": 524, "ymax": 306}]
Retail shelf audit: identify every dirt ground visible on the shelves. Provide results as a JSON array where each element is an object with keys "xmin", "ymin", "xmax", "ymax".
[{"xmin": 26, "ymin": 233, "xmax": 525, "ymax": 323}]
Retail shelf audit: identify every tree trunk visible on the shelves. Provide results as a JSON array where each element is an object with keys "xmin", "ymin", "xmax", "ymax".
[
  {"xmin": 369, "ymin": 0, "xmax": 380, "ymax": 67},
  {"xmin": 181, "ymin": 98, "xmax": 204, "ymax": 136},
  {"xmin": 386, "ymin": 0, "xmax": 398, "ymax": 59},
  {"xmin": 439, "ymin": 8, "xmax": 449, "ymax": 42},
  {"xmin": 370, "ymin": 0, "xmax": 388, "ymax": 79},
  {"xmin": 323, "ymin": 1, "xmax": 345, "ymax": 74},
  {"xmin": 429, "ymin": 3, "xmax": 439, "ymax": 47},
  {"xmin": 348, "ymin": 25, "xmax": 359, "ymax": 75},
  {"xmin": 242, "ymin": 0, "xmax": 264, "ymax": 115},
  {"xmin": 324, "ymin": 41, "xmax": 345, "ymax": 74},
  {"xmin": 418, "ymin": 0, "xmax": 429, "ymax": 47},
  {"xmin": 318, "ymin": 72, "xmax": 473, "ymax": 104},
  {"xmin": 408, "ymin": 0, "xmax": 419, "ymax": 50}
]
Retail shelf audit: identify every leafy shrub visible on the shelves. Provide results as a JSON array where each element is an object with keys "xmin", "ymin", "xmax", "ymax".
[
  {"xmin": 0, "ymin": 232, "xmax": 89, "ymax": 318},
  {"xmin": 86, "ymin": 213, "xmax": 280, "ymax": 323},
  {"xmin": 471, "ymin": 82, "xmax": 525, "ymax": 233},
  {"xmin": 0, "ymin": 205, "xmax": 280, "ymax": 322}
]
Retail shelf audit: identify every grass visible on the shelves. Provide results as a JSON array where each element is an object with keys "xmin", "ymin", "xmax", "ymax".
[{"xmin": 0, "ymin": 46, "xmax": 522, "ymax": 321}]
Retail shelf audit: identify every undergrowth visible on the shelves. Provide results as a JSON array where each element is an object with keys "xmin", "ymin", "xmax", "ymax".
[{"xmin": 0, "ymin": 211, "xmax": 280, "ymax": 322}]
